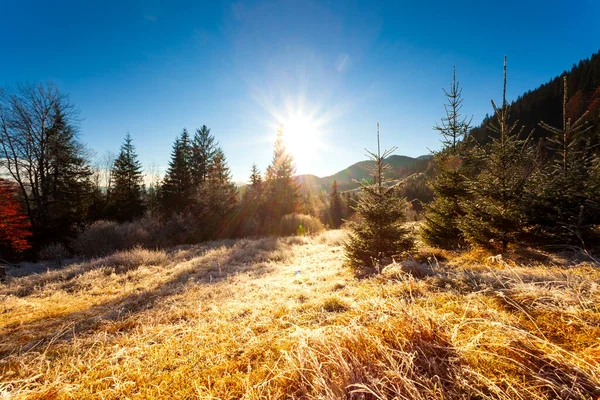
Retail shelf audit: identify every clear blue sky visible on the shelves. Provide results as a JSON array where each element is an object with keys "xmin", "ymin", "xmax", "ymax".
[{"xmin": 2, "ymin": 0, "xmax": 599, "ymax": 181}]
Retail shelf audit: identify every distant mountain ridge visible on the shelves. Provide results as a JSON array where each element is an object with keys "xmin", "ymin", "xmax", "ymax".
[{"xmin": 294, "ymin": 154, "xmax": 432, "ymax": 193}]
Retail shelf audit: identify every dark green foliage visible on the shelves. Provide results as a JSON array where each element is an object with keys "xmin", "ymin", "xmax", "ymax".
[
  {"xmin": 328, "ymin": 180, "xmax": 343, "ymax": 228},
  {"xmin": 528, "ymin": 77, "xmax": 600, "ymax": 247},
  {"xmin": 192, "ymin": 125, "xmax": 218, "ymax": 187},
  {"xmin": 265, "ymin": 127, "xmax": 299, "ymax": 228},
  {"xmin": 109, "ymin": 133, "xmax": 145, "ymax": 222},
  {"xmin": 470, "ymin": 50, "xmax": 600, "ymax": 145},
  {"xmin": 344, "ymin": 126, "xmax": 414, "ymax": 271},
  {"xmin": 195, "ymin": 148, "xmax": 238, "ymax": 239},
  {"xmin": 459, "ymin": 58, "xmax": 536, "ymax": 251},
  {"xmin": 160, "ymin": 129, "xmax": 194, "ymax": 213},
  {"xmin": 422, "ymin": 68, "xmax": 472, "ymax": 249},
  {"xmin": 239, "ymin": 163, "xmax": 266, "ymax": 236}
]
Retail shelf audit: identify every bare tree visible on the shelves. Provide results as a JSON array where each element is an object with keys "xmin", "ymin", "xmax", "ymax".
[{"xmin": 0, "ymin": 82, "xmax": 92, "ymax": 244}]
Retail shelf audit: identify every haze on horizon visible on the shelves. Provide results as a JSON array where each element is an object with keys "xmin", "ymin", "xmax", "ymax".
[{"xmin": 2, "ymin": 0, "xmax": 599, "ymax": 181}]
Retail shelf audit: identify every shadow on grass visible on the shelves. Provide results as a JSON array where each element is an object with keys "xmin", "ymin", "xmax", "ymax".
[{"xmin": 0, "ymin": 237, "xmax": 287, "ymax": 359}]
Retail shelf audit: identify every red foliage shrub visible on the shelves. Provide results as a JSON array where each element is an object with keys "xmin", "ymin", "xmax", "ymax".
[{"xmin": 0, "ymin": 178, "xmax": 31, "ymax": 255}]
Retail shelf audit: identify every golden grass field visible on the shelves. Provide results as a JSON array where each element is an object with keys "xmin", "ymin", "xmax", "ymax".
[{"xmin": 1, "ymin": 230, "xmax": 599, "ymax": 399}]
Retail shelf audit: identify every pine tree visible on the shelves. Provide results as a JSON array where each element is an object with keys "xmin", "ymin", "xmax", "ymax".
[
  {"xmin": 109, "ymin": 133, "xmax": 145, "ymax": 222},
  {"xmin": 344, "ymin": 124, "xmax": 414, "ymax": 271},
  {"xmin": 265, "ymin": 126, "xmax": 299, "ymax": 228},
  {"xmin": 240, "ymin": 163, "xmax": 266, "ymax": 236},
  {"xmin": 459, "ymin": 57, "xmax": 536, "ymax": 251},
  {"xmin": 160, "ymin": 129, "xmax": 194, "ymax": 213},
  {"xmin": 192, "ymin": 125, "xmax": 217, "ymax": 187},
  {"xmin": 43, "ymin": 103, "xmax": 94, "ymax": 241},
  {"xmin": 422, "ymin": 67, "xmax": 472, "ymax": 249},
  {"xmin": 329, "ymin": 180, "xmax": 343, "ymax": 228},
  {"xmin": 197, "ymin": 148, "xmax": 238, "ymax": 239},
  {"xmin": 529, "ymin": 77, "xmax": 600, "ymax": 246}
]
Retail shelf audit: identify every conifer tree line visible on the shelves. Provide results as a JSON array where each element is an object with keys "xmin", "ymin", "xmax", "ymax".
[
  {"xmin": 2, "ymin": 52, "xmax": 599, "ymax": 261},
  {"xmin": 423, "ymin": 57, "xmax": 600, "ymax": 252}
]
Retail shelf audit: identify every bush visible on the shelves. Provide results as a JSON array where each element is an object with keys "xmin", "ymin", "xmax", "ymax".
[
  {"xmin": 38, "ymin": 242, "xmax": 71, "ymax": 262},
  {"xmin": 279, "ymin": 214, "xmax": 325, "ymax": 237}
]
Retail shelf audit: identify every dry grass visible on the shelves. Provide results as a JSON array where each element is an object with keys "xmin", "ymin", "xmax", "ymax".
[{"xmin": 1, "ymin": 230, "xmax": 599, "ymax": 399}]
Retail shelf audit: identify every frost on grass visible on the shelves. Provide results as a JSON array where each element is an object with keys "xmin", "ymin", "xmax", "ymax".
[{"xmin": 1, "ymin": 229, "xmax": 599, "ymax": 399}]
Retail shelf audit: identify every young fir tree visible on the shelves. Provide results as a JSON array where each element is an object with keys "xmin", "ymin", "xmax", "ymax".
[
  {"xmin": 197, "ymin": 148, "xmax": 238, "ymax": 239},
  {"xmin": 344, "ymin": 124, "xmax": 414, "ymax": 271},
  {"xmin": 265, "ymin": 126, "xmax": 299, "ymax": 228},
  {"xmin": 109, "ymin": 133, "xmax": 145, "ymax": 222},
  {"xmin": 421, "ymin": 67, "xmax": 472, "ymax": 249},
  {"xmin": 239, "ymin": 163, "xmax": 265, "ymax": 236},
  {"xmin": 459, "ymin": 57, "xmax": 535, "ymax": 251},
  {"xmin": 160, "ymin": 129, "xmax": 194, "ymax": 213},
  {"xmin": 329, "ymin": 180, "xmax": 343, "ymax": 228},
  {"xmin": 191, "ymin": 125, "xmax": 217, "ymax": 187},
  {"xmin": 529, "ymin": 77, "xmax": 600, "ymax": 246}
]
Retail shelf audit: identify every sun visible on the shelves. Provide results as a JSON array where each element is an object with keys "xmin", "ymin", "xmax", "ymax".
[{"xmin": 279, "ymin": 113, "xmax": 322, "ymax": 172}]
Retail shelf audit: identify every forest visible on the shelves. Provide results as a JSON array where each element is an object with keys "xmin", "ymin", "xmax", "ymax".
[{"xmin": 2, "ymin": 51, "xmax": 600, "ymax": 263}]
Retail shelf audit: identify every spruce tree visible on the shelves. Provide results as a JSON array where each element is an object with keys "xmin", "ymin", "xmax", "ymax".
[
  {"xmin": 421, "ymin": 67, "xmax": 472, "ymax": 249},
  {"xmin": 197, "ymin": 148, "xmax": 238, "ymax": 239},
  {"xmin": 240, "ymin": 163, "xmax": 265, "ymax": 236},
  {"xmin": 529, "ymin": 77, "xmax": 600, "ymax": 246},
  {"xmin": 192, "ymin": 125, "xmax": 217, "ymax": 187},
  {"xmin": 329, "ymin": 180, "xmax": 343, "ymax": 228},
  {"xmin": 265, "ymin": 126, "xmax": 299, "ymax": 228},
  {"xmin": 109, "ymin": 133, "xmax": 145, "ymax": 222},
  {"xmin": 344, "ymin": 124, "xmax": 414, "ymax": 271},
  {"xmin": 459, "ymin": 57, "xmax": 536, "ymax": 251},
  {"xmin": 160, "ymin": 129, "xmax": 194, "ymax": 213}
]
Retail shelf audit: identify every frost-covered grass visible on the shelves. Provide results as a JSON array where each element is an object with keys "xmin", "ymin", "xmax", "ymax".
[{"xmin": 1, "ymin": 230, "xmax": 599, "ymax": 399}]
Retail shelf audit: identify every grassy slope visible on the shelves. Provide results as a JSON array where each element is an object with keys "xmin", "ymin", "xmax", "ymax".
[{"xmin": 1, "ymin": 231, "xmax": 599, "ymax": 399}]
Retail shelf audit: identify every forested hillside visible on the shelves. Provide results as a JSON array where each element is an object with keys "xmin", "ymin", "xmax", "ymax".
[{"xmin": 470, "ymin": 50, "xmax": 600, "ymax": 143}]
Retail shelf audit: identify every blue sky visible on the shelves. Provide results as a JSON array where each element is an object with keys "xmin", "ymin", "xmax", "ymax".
[{"xmin": 2, "ymin": 0, "xmax": 599, "ymax": 181}]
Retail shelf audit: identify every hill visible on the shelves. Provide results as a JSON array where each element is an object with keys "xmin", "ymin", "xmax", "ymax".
[
  {"xmin": 470, "ymin": 49, "xmax": 600, "ymax": 143},
  {"xmin": 295, "ymin": 154, "xmax": 432, "ymax": 193},
  {"xmin": 1, "ymin": 231, "xmax": 599, "ymax": 398}
]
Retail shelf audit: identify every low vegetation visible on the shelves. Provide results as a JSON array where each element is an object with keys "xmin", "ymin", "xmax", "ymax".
[{"xmin": 1, "ymin": 230, "xmax": 599, "ymax": 399}]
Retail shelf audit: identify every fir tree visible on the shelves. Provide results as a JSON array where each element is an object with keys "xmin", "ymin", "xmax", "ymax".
[
  {"xmin": 265, "ymin": 126, "xmax": 299, "ymax": 227},
  {"xmin": 344, "ymin": 124, "xmax": 414, "ymax": 271},
  {"xmin": 459, "ymin": 57, "xmax": 536, "ymax": 251},
  {"xmin": 422, "ymin": 67, "xmax": 472, "ymax": 249},
  {"xmin": 329, "ymin": 180, "xmax": 343, "ymax": 228},
  {"xmin": 160, "ymin": 129, "xmax": 194, "ymax": 213},
  {"xmin": 529, "ymin": 77, "xmax": 600, "ymax": 246},
  {"xmin": 109, "ymin": 133, "xmax": 145, "ymax": 222},
  {"xmin": 43, "ymin": 103, "xmax": 94, "ymax": 241},
  {"xmin": 240, "ymin": 163, "xmax": 266, "ymax": 236},
  {"xmin": 191, "ymin": 125, "xmax": 217, "ymax": 187},
  {"xmin": 197, "ymin": 148, "xmax": 238, "ymax": 239}
]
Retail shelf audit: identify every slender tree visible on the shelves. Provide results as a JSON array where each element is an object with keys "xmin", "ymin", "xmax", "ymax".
[
  {"xmin": 329, "ymin": 180, "xmax": 343, "ymax": 228},
  {"xmin": 192, "ymin": 125, "xmax": 217, "ymax": 187},
  {"xmin": 344, "ymin": 124, "xmax": 413, "ymax": 271},
  {"xmin": 529, "ymin": 77, "xmax": 600, "ymax": 246},
  {"xmin": 196, "ymin": 148, "xmax": 238, "ymax": 239},
  {"xmin": 459, "ymin": 57, "xmax": 536, "ymax": 251},
  {"xmin": 160, "ymin": 129, "xmax": 194, "ymax": 213},
  {"xmin": 109, "ymin": 133, "xmax": 145, "ymax": 221},
  {"xmin": 422, "ymin": 67, "xmax": 473, "ymax": 249},
  {"xmin": 265, "ymin": 126, "xmax": 299, "ymax": 228}
]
